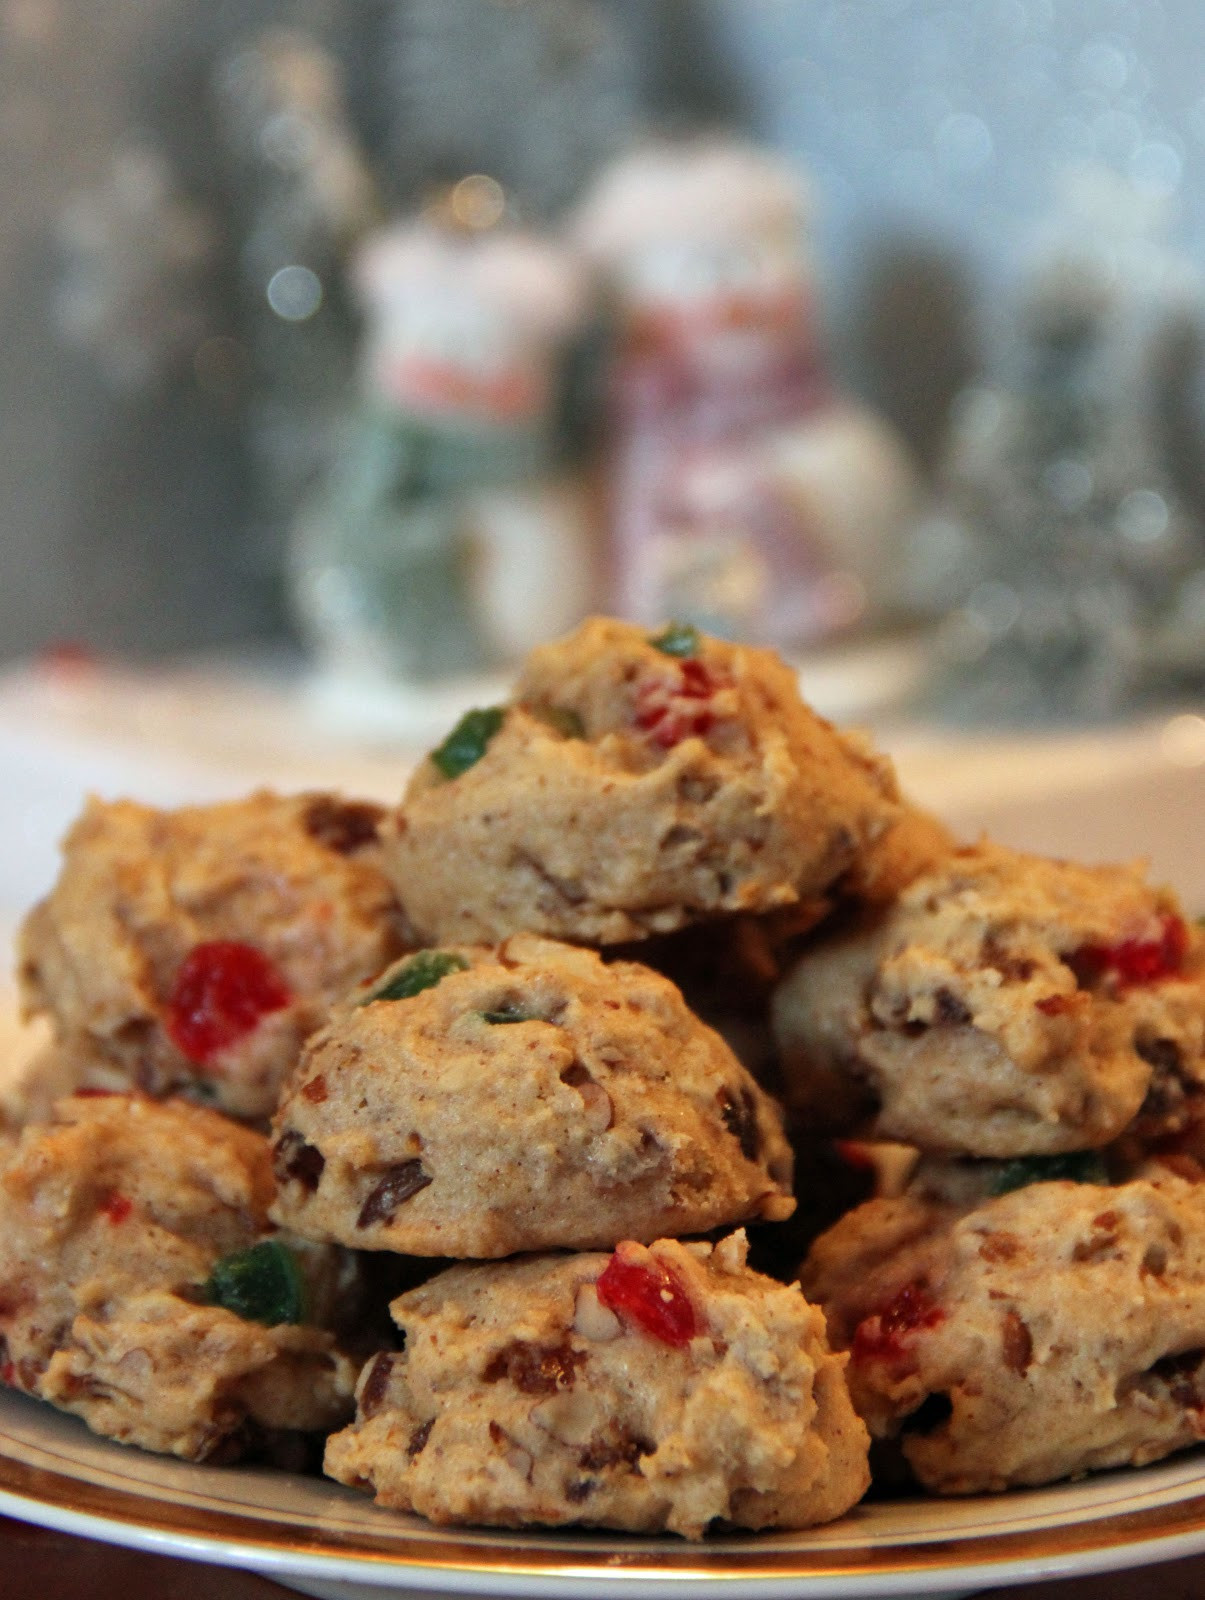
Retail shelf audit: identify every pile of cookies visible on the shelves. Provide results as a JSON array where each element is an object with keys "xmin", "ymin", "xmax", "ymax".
[{"xmin": 3, "ymin": 614, "xmax": 1204, "ymax": 1536}]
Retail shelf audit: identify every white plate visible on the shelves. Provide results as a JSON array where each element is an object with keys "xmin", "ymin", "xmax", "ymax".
[{"xmin": 4, "ymin": 1385, "xmax": 1205, "ymax": 1600}]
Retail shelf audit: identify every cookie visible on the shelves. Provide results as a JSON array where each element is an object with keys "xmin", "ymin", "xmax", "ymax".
[
  {"xmin": 835, "ymin": 802, "xmax": 956, "ymax": 906},
  {"xmin": 19, "ymin": 792, "xmax": 406, "ymax": 1120},
  {"xmin": 385, "ymin": 617, "xmax": 900, "ymax": 945},
  {"xmin": 0, "ymin": 1093, "xmax": 359, "ymax": 1460},
  {"xmin": 772, "ymin": 841, "xmax": 1203, "ymax": 1156},
  {"xmin": 325, "ymin": 1230, "xmax": 869, "ymax": 1537},
  {"xmin": 270, "ymin": 935, "xmax": 794, "ymax": 1256},
  {"xmin": 801, "ymin": 1163, "xmax": 1205, "ymax": 1492}
]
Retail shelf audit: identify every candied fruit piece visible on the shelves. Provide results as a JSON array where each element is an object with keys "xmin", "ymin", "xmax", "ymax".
[
  {"xmin": 98, "ymin": 1191, "xmax": 133, "ymax": 1225},
  {"xmin": 201, "ymin": 1239, "xmax": 307, "ymax": 1327},
  {"xmin": 633, "ymin": 658, "xmax": 728, "ymax": 749},
  {"xmin": 650, "ymin": 621, "xmax": 701, "ymax": 658},
  {"xmin": 363, "ymin": 950, "xmax": 468, "ymax": 1004},
  {"xmin": 165, "ymin": 940, "xmax": 291, "ymax": 1066},
  {"xmin": 1068, "ymin": 913, "xmax": 1189, "ymax": 991},
  {"xmin": 430, "ymin": 706, "xmax": 505, "ymax": 779},
  {"xmin": 988, "ymin": 1151, "xmax": 1109, "ymax": 1196},
  {"xmin": 852, "ymin": 1281, "xmax": 944, "ymax": 1365},
  {"xmin": 595, "ymin": 1247, "xmax": 698, "ymax": 1347}
]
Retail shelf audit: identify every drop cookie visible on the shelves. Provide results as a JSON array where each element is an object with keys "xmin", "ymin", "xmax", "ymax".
[
  {"xmin": 801, "ymin": 1158, "xmax": 1205, "ymax": 1493},
  {"xmin": 385, "ymin": 617, "xmax": 900, "ymax": 945},
  {"xmin": 325, "ymin": 1230, "xmax": 869, "ymax": 1537},
  {"xmin": 19, "ymin": 792, "xmax": 407, "ymax": 1119},
  {"xmin": 0, "ymin": 1093, "xmax": 359, "ymax": 1460},
  {"xmin": 772, "ymin": 842, "xmax": 1203, "ymax": 1156},
  {"xmin": 270, "ymin": 935, "xmax": 794, "ymax": 1256}
]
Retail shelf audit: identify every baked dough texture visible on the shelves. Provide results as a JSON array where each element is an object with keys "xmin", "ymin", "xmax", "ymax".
[
  {"xmin": 0, "ymin": 1093, "xmax": 358, "ymax": 1459},
  {"xmin": 18, "ymin": 792, "xmax": 406, "ymax": 1120},
  {"xmin": 773, "ymin": 842, "xmax": 1204, "ymax": 1156},
  {"xmin": 385, "ymin": 617, "xmax": 900, "ymax": 945},
  {"xmin": 325, "ymin": 1231, "xmax": 870, "ymax": 1537},
  {"xmin": 270, "ymin": 935, "xmax": 794, "ymax": 1256},
  {"xmin": 801, "ymin": 1165, "xmax": 1205, "ymax": 1492}
]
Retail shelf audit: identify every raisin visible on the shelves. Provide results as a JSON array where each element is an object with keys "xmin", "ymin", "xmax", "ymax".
[
  {"xmin": 483, "ymin": 1339, "xmax": 586, "ymax": 1395},
  {"xmin": 933, "ymin": 988, "xmax": 972, "ymax": 1025},
  {"xmin": 165, "ymin": 941, "xmax": 291, "ymax": 1065},
  {"xmin": 596, "ymin": 1250, "xmax": 698, "ymax": 1347},
  {"xmin": 407, "ymin": 1418, "xmax": 433, "ymax": 1457},
  {"xmin": 356, "ymin": 1161, "xmax": 433, "ymax": 1228},
  {"xmin": 1137, "ymin": 1037, "xmax": 1188, "ymax": 1121},
  {"xmin": 302, "ymin": 796, "xmax": 384, "ymax": 854},
  {"xmin": 578, "ymin": 1428, "xmax": 653, "ymax": 1471},
  {"xmin": 1146, "ymin": 1349, "xmax": 1205, "ymax": 1409},
  {"xmin": 273, "ymin": 1131, "xmax": 325, "ymax": 1193},
  {"xmin": 359, "ymin": 1353, "xmax": 395, "ymax": 1418},
  {"xmin": 716, "ymin": 1086, "xmax": 760, "ymax": 1161}
]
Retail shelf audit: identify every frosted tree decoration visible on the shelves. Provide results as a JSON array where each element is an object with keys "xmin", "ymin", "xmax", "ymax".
[
  {"xmin": 210, "ymin": 29, "xmax": 381, "ymax": 525},
  {"xmin": 54, "ymin": 144, "xmax": 218, "ymax": 392},
  {"xmin": 212, "ymin": 28, "xmax": 378, "ymax": 284},
  {"xmin": 919, "ymin": 166, "xmax": 1205, "ymax": 722}
]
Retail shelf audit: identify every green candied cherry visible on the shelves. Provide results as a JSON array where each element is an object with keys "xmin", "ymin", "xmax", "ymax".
[
  {"xmin": 429, "ymin": 706, "xmax": 505, "ymax": 779},
  {"xmin": 649, "ymin": 621, "xmax": 701, "ymax": 658},
  {"xmin": 987, "ymin": 1150, "xmax": 1109, "ymax": 1196},
  {"xmin": 363, "ymin": 950, "xmax": 469, "ymax": 1004},
  {"xmin": 202, "ymin": 1239, "xmax": 308, "ymax": 1326}
]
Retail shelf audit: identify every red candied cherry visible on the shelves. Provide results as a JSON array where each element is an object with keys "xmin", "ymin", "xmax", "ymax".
[
  {"xmin": 99, "ymin": 1191, "xmax": 133, "ymax": 1225},
  {"xmin": 1068, "ymin": 913, "xmax": 1189, "ymax": 992},
  {"xmin": 851, "ymin": 1281, "xmax": 944, "ymax": 1365},
  {"xmin": 596, "ymin": 1246, "xmax": 698, "ymax": 1347},
  {"xmin": 633, "ymin": 658, "xmax": 730, "ymax": 750},
  {"xmin": 165, "ymin": 940, "xmax": 292, "ymax": 1066}
]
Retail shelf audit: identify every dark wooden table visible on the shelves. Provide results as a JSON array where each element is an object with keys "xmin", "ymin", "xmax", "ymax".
[{"xmin": 4, "ymin": 1516, "xmax": 1205, "ymax": 1600}]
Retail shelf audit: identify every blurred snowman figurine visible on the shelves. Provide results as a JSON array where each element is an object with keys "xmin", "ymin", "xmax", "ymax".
[{"xmin": 573, "ymin": 136, "xmax": 919, "ymax": 649}]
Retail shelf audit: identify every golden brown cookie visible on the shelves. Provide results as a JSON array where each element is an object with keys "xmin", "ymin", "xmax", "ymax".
[
  {"xmin": 0, "ymin": 1093, "xmax": 359, "ymax": 1459},
  {"xmin": 325, "ymin": 1230, "xmax": 869, "ymax": 1537},
  {"xmin": 270, "ymin": 935, "xmax": 794, "ymax": 1256},
  {"xmin": 19, "ymin": 791, "xmax": 406, "ymax": 1120},
  {"xmin": 802, "ymin": 1161, "xmax": 1205, "ymax": 1493},
  {"xmin": 385, "ymin": 617, "xmax": 899, "ymax": 945},
  {"xmin": 773, "ymin": 842, "xmax": 1204, "ymax": 1156}
]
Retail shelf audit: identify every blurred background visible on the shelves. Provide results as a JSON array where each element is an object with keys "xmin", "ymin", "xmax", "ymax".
[{"xmin": 4, "ymin": 0, "xmax": 1205, "ymax": 727}]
